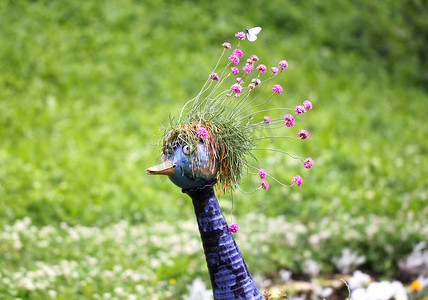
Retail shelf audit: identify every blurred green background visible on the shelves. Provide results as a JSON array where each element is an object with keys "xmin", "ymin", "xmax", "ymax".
[
  {"xmin": 1, "ymin": 0, "xmax": 427, "ymax": 225},
  {"xmin": 1, "ymin": 0, "xmax": 428, "ymax": 298}
]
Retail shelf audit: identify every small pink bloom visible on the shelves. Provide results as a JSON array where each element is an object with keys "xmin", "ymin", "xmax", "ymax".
[
  {"xmin": 256, "ymin": 64, "xmax": 267, "ymax": 73},
  {"xmin": 283, "ymin": 114, "xmax": 295, "ymax": 127},
  {"xmin": 228, "ymin": 223, "xmax": 239, "ymax": 233},
  {"xmin": 303, "ymin": 157, "xmax": 314, "ymax": 169},
  {"xmin": 250, "ymin": 55, "xmax": 259, "ymax": 61},
  {"xmin": 231, "ymin": 83, "xmax": 243, "ymax": 96},
  {"xmin": 259, "ymin": 168, "xmax": 267, "ymax": 179},
  {"xmin": 247, "ymin": 58, "xmax": 253, "ymax": 64},
  {"xmin": 278, "ymin": 60, "xmax": 288, "ymax": 70},
  {"xmin": 272, "ymin": 84, "xmax": 283, "ymax": 95},
  {"xmin": 303, "ymin": 100, "xmax": 313, "ymax": 110},
  {"xmin": 251, "ymin": 78, "xmax": 261, "ymax": 87},
  {"xmin": 259, "ymin": 180, "xmax": 270, "ymax": 190},
  {"xmin": 235, "ymin": 32, "xmax": 246, "ymax": 40},
  {"xmin": 228, "ymin": 54, "xmax": 240, "ymax": 65},
  {"xmin": 236, "ymin": 77, "xmax": 244, "ymax": 85},
  {"xmin": 292, "ymin": 175, "xmax": 303, "ymax": 187},
  {"xmin": 264, "ymin": 116, "xmax": 271, "ymax": 124},
  {"xmin": 248, "ymin": 83, "xmax": 256, "ymax": 89},
  {"xmin": 233, "ymin": 49, "xmax": 243, "ymax": 58},
  {"xmin": 197, "ymin": 127, "xmax": 209, "ymax": 139},
  {"xmin": 243, "ymin": 64, "xmax": 254, "ymax": 74},
  {"xmin": 297, "ymin": 129, "xmax": 310, "ymax": 140},
  {"xmin": 209, "ymin": 73, "xmax": 219, "ymax": 81},
  {"xmin": 222, "ymin": 42, "xmax": 231, "ymax": 49},
  {"xmin": 231, "ymin": 67, "xmax": 239, "ymax": 75},
  {"xmin": 295, "ymin": 105, "xmax": 307, "ymax": 115},
  {"xmin": 271, "ymin": 67, "xmax": 279, "ymax": 75}
]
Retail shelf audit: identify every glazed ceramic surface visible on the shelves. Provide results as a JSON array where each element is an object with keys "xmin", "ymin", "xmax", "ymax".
[{"xmin": 164, "ymin": 141, "xmax": 218, "ymax": 190}]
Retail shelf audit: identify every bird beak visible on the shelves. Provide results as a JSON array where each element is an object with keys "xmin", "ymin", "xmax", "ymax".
[{"xmin": 146, "ymin": 160, "xmax": 176, "ymax": 176}]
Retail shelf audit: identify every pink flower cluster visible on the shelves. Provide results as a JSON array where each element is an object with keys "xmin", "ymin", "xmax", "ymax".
[
  {"xmin": 292, "ymin": 175, "xmax": 303, "ymax": 187},
  {"xmin": 251, "ymin": 78, "xmax": 261, "ymax": 87},
  {"xmin": 284, "ymin": 114, "xmax": 295, "ymax": 127},
  {"xmin": 258, "ymin": 168, "xmax": 269, "ymax": 190},
  {"xmin": 222, "ymin": 42, "xmax": 231, "ymax": 49},
  {"xmin": 298, "ymin": 129, "xmax": 310, "ymax": 140},
  {"xmin": 218, "ymin": 32, "xmax": 313, "ymax": 192},
  {"xmin": 272, "ymin": 67, "xmax": 279, "ymax": 76},
  {"xmin": 209, "ymin": 73, "xmax": 219, "ymax": 81},
  {"xmin": 256, "ymin": 64, "xmax": 267, "ymax": 74},
  {"xmin": 295, "ymin": 100, "xmax": 313, "ymax": 115},
  {"xmin": 279, "ymin": 60, "xmax": 288, "ymax": 70},
  {"xmin": 272, "ymin": 84, "xmax": 283, "ymax": 95},
  {"xmin": 197, "ymin": 127, "xmax": 209, "ymax": 139},
  {"xmin": 231, "ymin": 67, "xmax": 239, "ymax": 75},
  {"xmin": 243, "ymin": 63, "xmax": 253, "ymax": 74},
  {"xmin": 230, "ymin": 83, "xmax": 243, "ymax": 97},
  {"xmin": 228, "ymin": 223, "xmax": 239, "ymax": 233},
  {"xmin": 235, "ymin": 32, "xmax": 246, "ymax": 40},
  {"xmin": 304, "ymin": 157, "xmax": 314, "ymax": 169}
]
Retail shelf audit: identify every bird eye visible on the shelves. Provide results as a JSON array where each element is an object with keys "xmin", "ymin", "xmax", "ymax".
[{"xmin": 182, "ymin": 144, "xmax": 193, "ymax": 155}]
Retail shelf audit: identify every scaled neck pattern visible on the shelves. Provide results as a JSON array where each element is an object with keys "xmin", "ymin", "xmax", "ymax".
[{"xmin": 183, "ymin": 180, "xmax": 263, "ymax": 300}]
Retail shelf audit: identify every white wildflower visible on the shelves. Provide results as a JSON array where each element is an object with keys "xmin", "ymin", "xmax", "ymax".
[
  {"xmin": 183, "ymin": 278, "xmax": 213, "ymax": 300},
  {"xmin": 302, "ymin": 259, "xmax": 320, "ymax": 278},
  {"xmin": 348, "ymin": 270, "xmax": 371, "ymax": 290},
  {"xmin": 279, "ymin": 269, "xmax": 292, "ymax": 283},
  {"xmin": 398, "ymin": 241, "xmax": 428, "ymax": 276},
  {"xmin": 332, "ymin": 248, "xmax": 366, "ymax": 274}
]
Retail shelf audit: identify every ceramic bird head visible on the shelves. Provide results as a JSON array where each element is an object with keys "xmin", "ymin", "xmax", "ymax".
[{"xmin": 147, "ymin": 29, "xmax": 314, "ymax": 192}]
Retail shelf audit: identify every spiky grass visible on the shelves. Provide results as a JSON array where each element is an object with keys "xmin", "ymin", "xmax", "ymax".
[
  {"xmin": 160, "ymin": 35, "xmax": 302, "ymax": 193},
  {"xmin": 163, "ymin": 111, "xmax": 255, "ymax": 193}
]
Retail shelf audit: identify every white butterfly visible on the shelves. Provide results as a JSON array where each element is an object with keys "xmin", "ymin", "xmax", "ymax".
[{"xmin": 245, "ymin": 27, "xmax": 262, "ymax": 42}]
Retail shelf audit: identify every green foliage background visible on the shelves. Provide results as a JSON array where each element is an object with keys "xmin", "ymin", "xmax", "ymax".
[{"xmin": 0, "ymin": 0, "xmax": 427, "ymax": 295}]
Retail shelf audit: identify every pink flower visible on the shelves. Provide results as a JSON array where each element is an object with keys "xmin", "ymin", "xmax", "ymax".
[
  {"xmin": 209, "ymin": 73, "xmax": 219, "ymax": 81},
  {"xmin": 248, "ymin": 83, "xmax": 256, "ymax": 89},
  {"xmin": 295, "ymin": 105, "xmax": 307, "ymax": 115},
  {"xmin": 259, "ymin": 180, "xmax": 270, "ymax": 190},
  {"xmin": 259, "ymin": 168, "xmax": 267, "ymax": 179},
  {"xmin": 272, "ymin": 84, "xmax": 283, "ymax": 95},
  {"xmin": 222, "ymin": 42, "xmax": 231, "ymax": 49},
  {"xmin": 256, "ymin": 64, "xmax": 267, "ymax": 73},
  {"xmin": 197, "ymin": 127, "xmax": 209, "ymax": 139},
  {"xmin": 247, "ymin": 58, "xmax": 253, "ymax": 64},
  {"xmin": 252, "ymin": 78, "xmax": 261, "ymax": 87},
  {"xmin": 303, "ymin": 100, "xmax": 313, "ymax": 110},
  {"xmin": 264, "ymin": 115, "xmax": 271, "ymax": 124},
  {"xmin": 250, "ymin": 55, "xmax": 259, "ymax": 61},
  {"xmin": 228, "ymin": 223, "xmax": 239, "ymax": 233},
  {"xmin": 283, "ymin": 114, "xmax": 295, "ymax": 127},
  {"xmin": 271, "ymin": 67, "xmax": 279, "ymax": 75},
  {"xmin": 231, "ymin": 83, "xmax": 243, "ymax": 96},
  {"xmin": 231, "ymin": 67, "xmax": 239, "ymax": 75},
  {"xmin": 236, "ymin": 77, "xmax": 244, "ymax": 85},
  {"xmin": 303, "ymin": 157, "xmax": 314, "ymax": 169},
  {"xmin": 279, "ymin": 60, "xmax": 288, "ymax": 70},
  {"xmin": 235, "ymin": 32, "xmax": 246, "ymax": 40},
  {"xmin": 297, "ymin": 129, "xmax": 310, "ymax": 140},
  {"xmin": 233, "ymin": 49, "xmax": 244, "ymax": 58},
  {"xmin": 243, "ymin": 63, "xmax": 254, "ymax": 74},
  {"xmin": 292, "ymin": 175, "xmax": 303, "ymax": 187},
  {"xmin": 228, "ymin": 54, "xmax": 240, "ymax": 65}
]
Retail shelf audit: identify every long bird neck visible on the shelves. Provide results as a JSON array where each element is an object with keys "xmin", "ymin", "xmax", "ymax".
[{"xmin": 184, "ymin": 182, "xmax": 263, "ymax": 300}]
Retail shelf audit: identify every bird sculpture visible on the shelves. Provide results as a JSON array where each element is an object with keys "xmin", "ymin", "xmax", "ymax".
[{"xmin": 147, "ymin": 29, "xmax": 313, "ymax": 300}]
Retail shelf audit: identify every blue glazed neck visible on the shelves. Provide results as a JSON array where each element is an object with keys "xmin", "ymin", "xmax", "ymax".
[{"xmin": 183, "ymin": 181, "xmax": 263, "ymax": 300}]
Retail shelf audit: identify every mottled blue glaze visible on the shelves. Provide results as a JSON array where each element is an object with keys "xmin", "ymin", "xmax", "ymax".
[
  {"xmin": 162, "ymin": 141, "xmax": 262, "ymax": 299},
  {"xmin": 165, "ymin": 142, "xmax": 218, "ymax": 190},
  {"xmin": 185, "ymin": 183, "xmax": 263, "ymax": 300}
]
